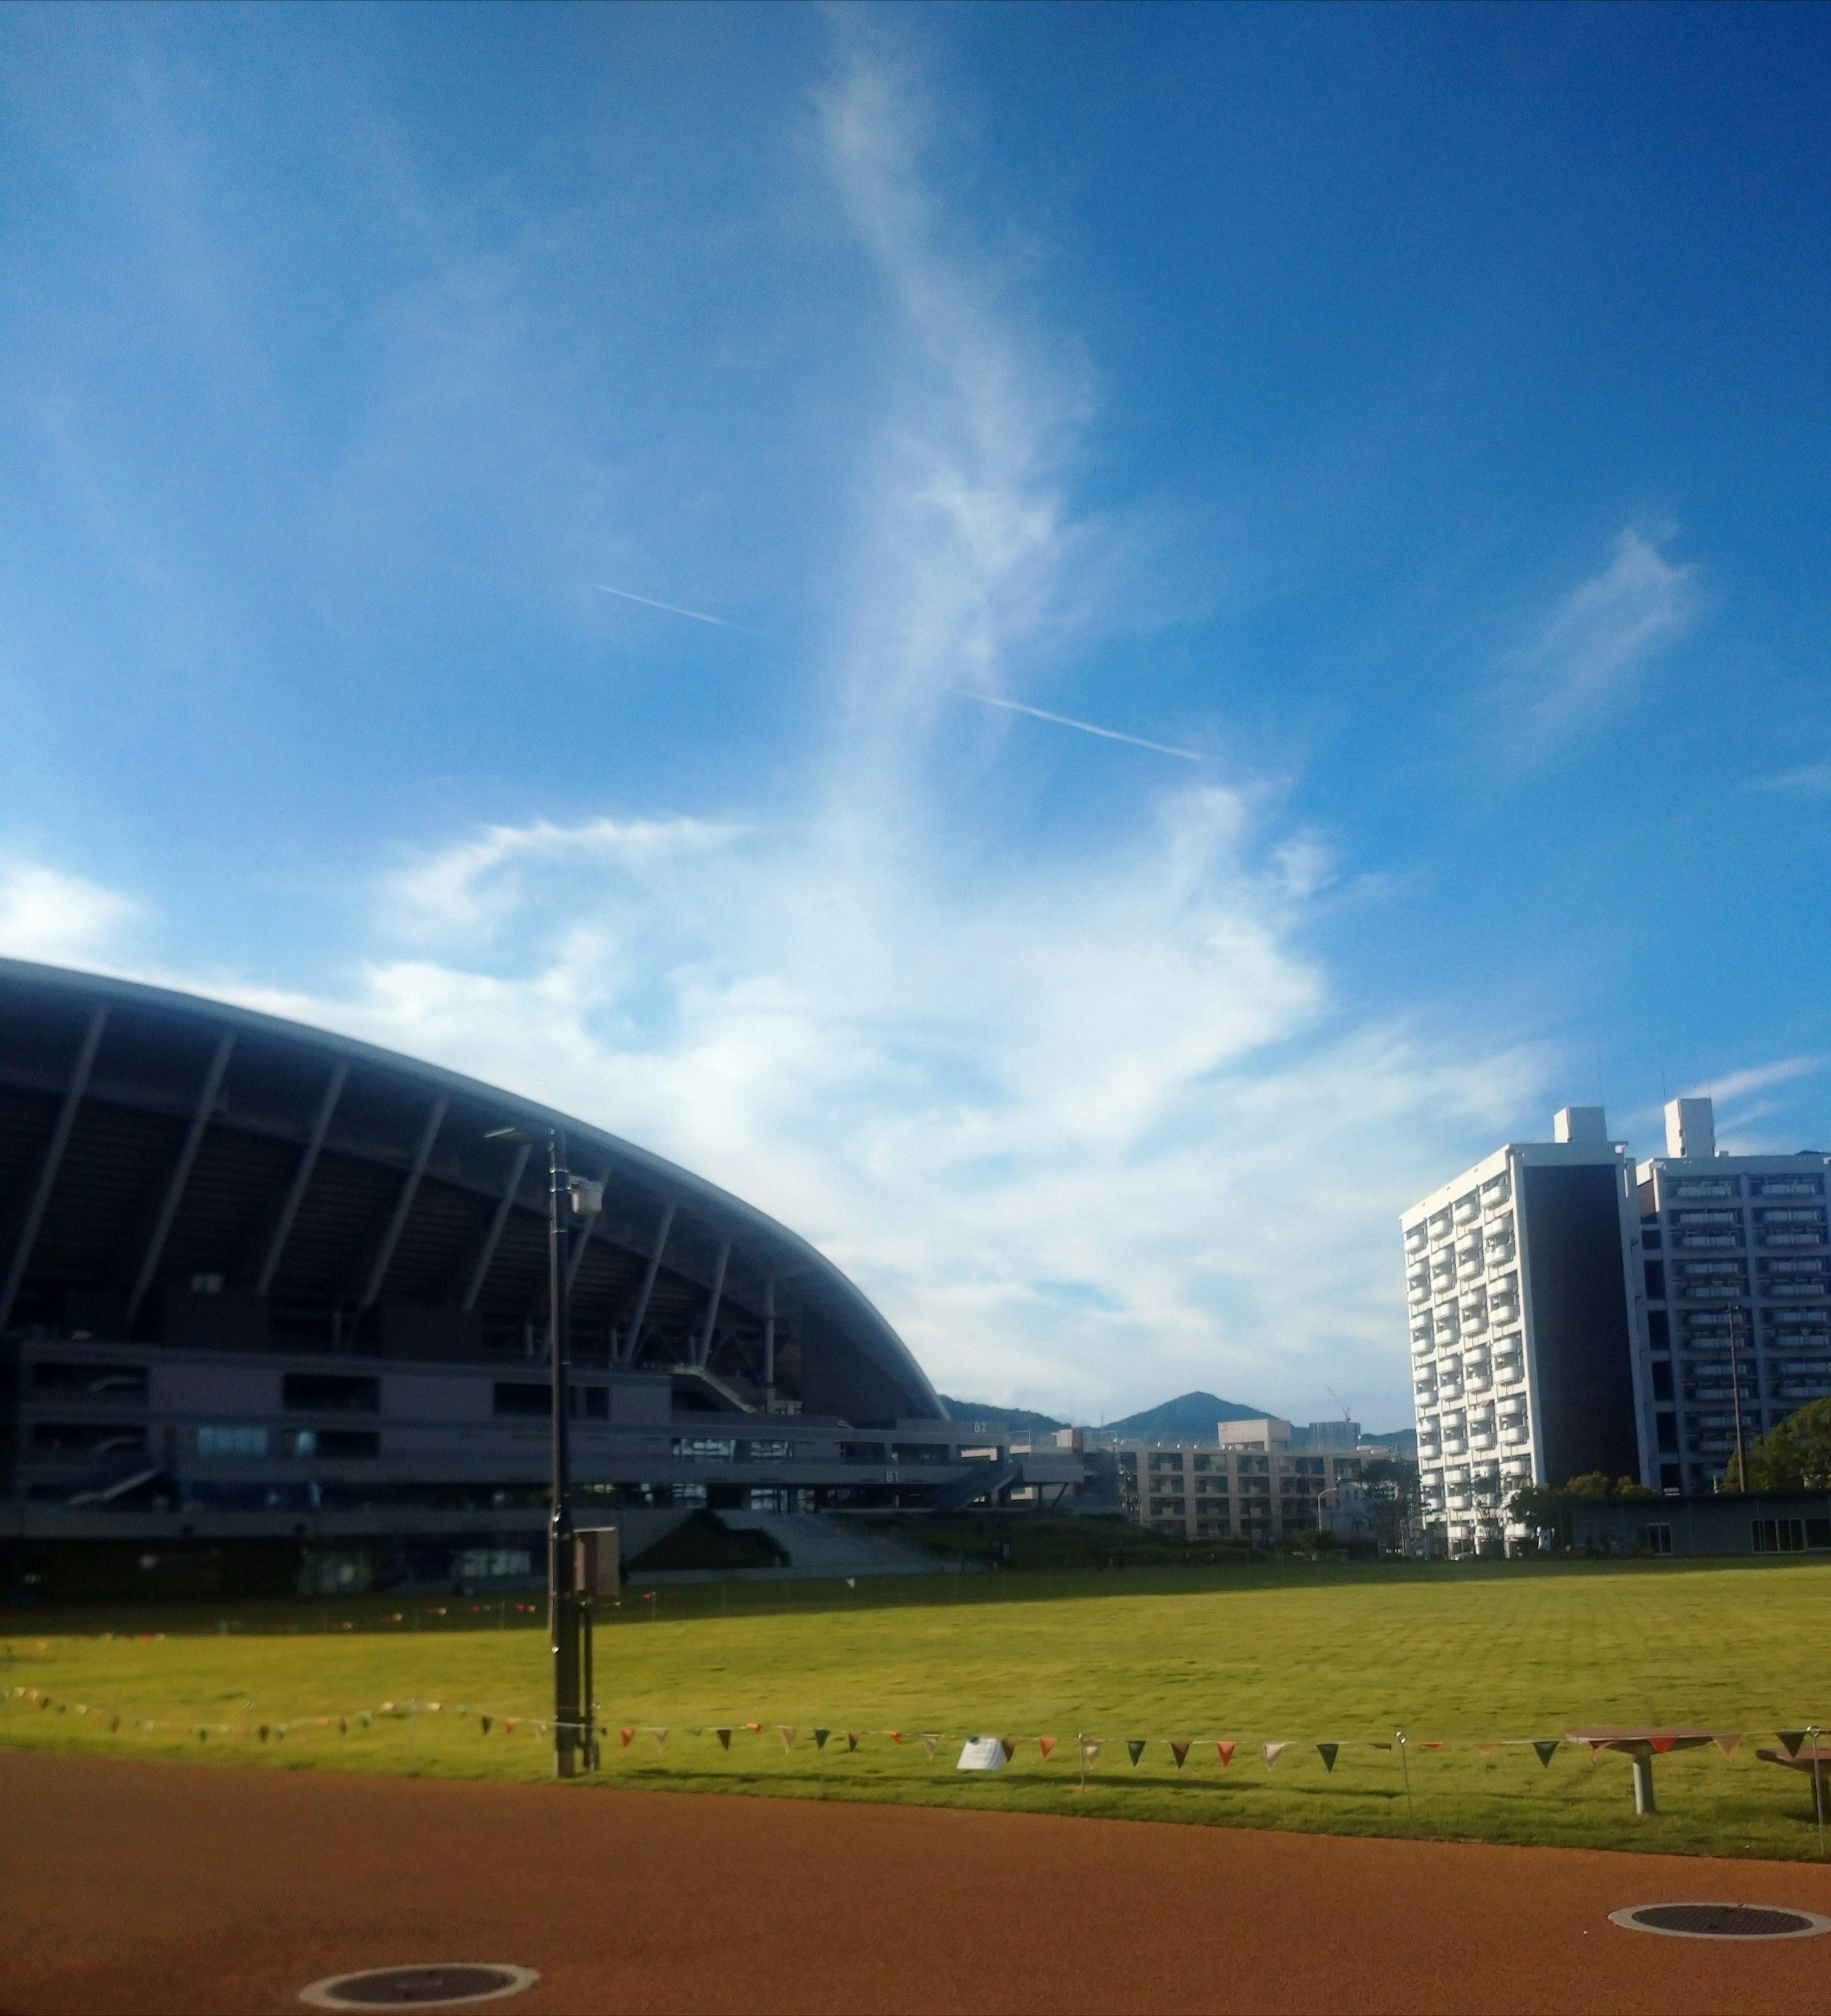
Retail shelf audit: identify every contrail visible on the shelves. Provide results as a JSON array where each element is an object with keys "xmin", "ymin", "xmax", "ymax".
[
  {"xmin": 948, "ymin": 688, "xmax": 1204, "ymax": 762},
  {"xmin": 592, "ymin": 583, "xmax": 762, "ymax": 634}
]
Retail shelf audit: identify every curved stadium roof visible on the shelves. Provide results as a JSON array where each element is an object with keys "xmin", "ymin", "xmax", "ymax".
[{"xmin": 0, "ymin": 959, "xmax": 942, "ymax": 1425}]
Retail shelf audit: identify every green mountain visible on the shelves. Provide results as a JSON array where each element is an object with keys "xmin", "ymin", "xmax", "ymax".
[{"xmin": 1100, "ymin": 1391, "xmax": 1272, "ymax": 1437}]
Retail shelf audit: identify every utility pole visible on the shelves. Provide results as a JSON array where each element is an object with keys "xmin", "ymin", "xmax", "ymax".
[{"xmin": 488, "ymin": 1123, "xmax": 602, "ymax": 1777}]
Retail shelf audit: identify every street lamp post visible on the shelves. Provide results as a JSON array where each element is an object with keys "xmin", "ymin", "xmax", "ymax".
[
  {"xmin": 1726, "ymin": 1297, "xmax": 1749, "ymax": 1494},
  {"xmin": 489, "ymin": 1124, "xmax": 601, "ymax": 1778}
]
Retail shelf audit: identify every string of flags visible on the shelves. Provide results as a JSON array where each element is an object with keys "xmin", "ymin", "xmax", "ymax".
[{"xmin": 6, "ymin": 1684, "xmax": 1822, "ymax": 1778}]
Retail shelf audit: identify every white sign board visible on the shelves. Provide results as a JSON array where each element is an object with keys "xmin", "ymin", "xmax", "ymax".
[{"xmin": 957, "ymin": 1736, "xmax": 1005, "ymax": 1772}]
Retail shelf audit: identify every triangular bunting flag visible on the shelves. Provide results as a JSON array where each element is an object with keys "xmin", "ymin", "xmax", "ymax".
[
  {"xmin": 620, "ymin": 1726, "xmax": 634, "ymax": 1748},
  {"xmin": 922, "ymin": 1733, "xmax": 940, "ymax": 1759},
  {"xmin": 1080, "ymin": 1739, "xmax": 1101, "ymax": 1765},
  {"xmin": 716, "ymin": 1728, "xmax": 732, "ymax": 1750},
  {"xmin": 999, "ymin": 1737, "xmax": 1015, "ymax": 1762},
  {"xmin": 1417, "ymin": 1741, "xmax": 1441, "ymax": 1751},
  {"xmin": 504, "ymin": 1717, "xmax": 518, "ymax": 1736},
  {"xmin": 1317, "ymin": 1743, "xmax": 1339, "ymax": 1773},
  {"xmin": 813, "ymin": 1728, "xmax": 830, "ymax": 1750},
  {"xmin": 885, "ymin": 1729, "xmax": 903, "ymax": 1744},
  {"xmin": 258, "ymin": 1725, "xmax": 270, "ymax": 1743},
  {"xmin": 1216, "ymin": 1740, "xmax": 1236, "ymax": 1768},
  {"xmin": 1779, "ymin": 1730, "xmax": 1808, "ymax": 1759},
  {"xmin": 779, "ymin": 1727, "xmax": 797, "ymax": 1750},
  {"xmin": 479, "ymin": 1715, "xmax": 493, "ymax": 1736},
  {"xmin": 1263, "ymin": 1741, "xmax": 1289, "ymax": 1768},
  {"xmin": 686, "ymin": 1727, "xmax": 702, "ymax": 1739},
  {"xmin": 1039, "ymin": 1736, "xmax": 1058, "ymax": 1761},
  {"xmin": 744, "ymin": 1722, "xmax": 761, "ymax": 1732},
  {"xmin": 1649, "ymin": 1736, "xmax": 1676, "ymax": 1755},
  {"xmin": 1476, "ymin": 1741, "xmax": 1497, "ymax": 1756},
  {"xmin": 1533, "ymin": 1740, "xmax": 1558, "ymax": 1768},
  {"xmin": 652, "ymin": 1728, "xmax": 669, "ymax": 1752},
  {"xmin": 1170, "ymin": 1740, "xmax": 1190, "ymax": 1770},
  {"xmin": 847, "ymin": 1731, "xmax": 862, "ymax": 1752},
  {"xmin": 1713, "ymin": 1732, "xmax": 1741, "ymax": 1759},
  {"xmin": 1369, "ymin": 1740, "xmax": 1392, "ymax": 1750},
  {"xmin": 1127, "ymin": 1740, "xmax": 1146, "ymax": 1766}
]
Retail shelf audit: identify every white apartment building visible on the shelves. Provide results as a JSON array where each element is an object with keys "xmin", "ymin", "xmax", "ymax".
[
  {"xmin": 1401, "ymin": 1107, "xmax": 1647, "ymax": 1555},
  {"xmin": 1117, "ymin": 1418, "xmax": 1367, "ymax": 1544},
  {"xmin": 1636, "ymin": 1098, "xmax": 1831, "ymax": 1494}
]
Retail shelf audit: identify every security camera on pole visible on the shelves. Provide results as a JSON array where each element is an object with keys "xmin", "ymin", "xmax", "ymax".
[{"xmin": 487, "ymin": 1123, "xmax": 603, "ymax": 1778}]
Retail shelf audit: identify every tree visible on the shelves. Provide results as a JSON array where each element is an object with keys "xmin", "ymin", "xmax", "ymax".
[
  {"xmin": 1561, "ymin": 1472, "xmax": 1654, "ymax": 1501},
  {"xmin": 1723, "ymin": 1397, "xmax": 1831, "ymax": 1493}
]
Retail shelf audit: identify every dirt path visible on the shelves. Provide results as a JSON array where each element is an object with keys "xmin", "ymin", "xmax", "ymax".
[{"xmin": 5, "ymin": 1751, "xmax": 1831, "ymax": 2015}]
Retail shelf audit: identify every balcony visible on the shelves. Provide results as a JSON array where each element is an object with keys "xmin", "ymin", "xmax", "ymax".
[{"xmin": 1763, "ymin": 1232, "xmax": 1826, "ymax": 1248}]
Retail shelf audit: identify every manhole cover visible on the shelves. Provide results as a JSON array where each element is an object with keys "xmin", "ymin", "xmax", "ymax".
[
  {"xmin": 299, "ymin": 1964, "xmax": 538, "ymax": 2008},
  {"xmin": 1609, "ymin": 1903, "xmax": 1831, "ymax": 1941}
]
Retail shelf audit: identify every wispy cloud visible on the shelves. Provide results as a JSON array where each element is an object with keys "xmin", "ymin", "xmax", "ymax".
[
  {"xmin": 1752, "ymin": 764, "xmax": 1831, "ymax": 796},
  {"xmin": 1685, "ymin": 1056, "xmax": 1822, "ymax": 1107},
  {"xmin": 592, "ymin": 584, "xmax": 763, "ymax": 635},
  {"xmin": 1504, "ymin": 524, "xmax": 1697, "ymax": 751},
  {"xmin": 947, "ymin": 688, "xmax": 1204, "ymax": 761}
]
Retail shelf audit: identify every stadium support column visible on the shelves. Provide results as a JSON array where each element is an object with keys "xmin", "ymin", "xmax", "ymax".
[
  {"xmin": 0, "ymin": 1004, "xmax": 106, "ymax": 1333},
  {"xmin": 127, "ymin": 1031, "xmax": 235, "ymax": 1331},
  {"xmin": 256, "ymin": 1061, "xmax": 347, "ymax": 1298},
  {"xmin": 763, "ymin": 1274, "xmax": 776, "ymax": 1412},
  {"xmin": 360, "ymin": 1095, "xmax": 449, "ymax": 1309},
  {"xmin": 622, "ymin": 1200, "xmax": 675, "ymax": 1364},
  {"xmin": 697, "ymin": 1236, "xmax": 730, "ymax": 1369},
  {"xmin": 462, "ymin": 1139, "xmax": 532, "ymax": 1312}
]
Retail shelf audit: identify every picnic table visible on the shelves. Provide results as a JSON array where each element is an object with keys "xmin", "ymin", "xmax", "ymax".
[{"xmin": 1564, "ymin": 1727, "xmax": 1717, "ymax": 1813}]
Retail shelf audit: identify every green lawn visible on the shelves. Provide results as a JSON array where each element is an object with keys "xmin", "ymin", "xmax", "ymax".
[{"xmin": 6, "ymin": 1557, "xmax": 1831, "ymax": 1861}]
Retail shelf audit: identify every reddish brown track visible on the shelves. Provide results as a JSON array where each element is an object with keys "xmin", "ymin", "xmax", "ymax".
[{"xmin": 5, "ymin": 1750, "xmax": 1831, "ymax": 2015}]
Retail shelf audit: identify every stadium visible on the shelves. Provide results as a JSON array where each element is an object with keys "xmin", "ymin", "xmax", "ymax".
[{"xmin": 0, "ymin": 960, "xmax": 1091, "ymax": 1595}]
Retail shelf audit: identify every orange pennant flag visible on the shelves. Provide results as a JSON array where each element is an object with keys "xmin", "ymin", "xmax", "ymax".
[
  {"xmin": 1216, "ymin": 1740, "xmax": 1235, "ymax": 1768},
  {"xmin": 1650, "ymin": 1737, "xmax": 1676, "ymax": 1755},
  {"xmin": 1039, "ymin": 1736, "xmax": 1058, "ymax": 1761},
  {"xmin": 1477, "ymin": 1742, "xmax": 1497, "ymax": 1756},
  {"xmin": 620, "ymin": 1726, "xmax": 635, "ymax": 1748},
  {"xmin": 504, "ymin": 1718, "xmax": 519, "ymax": 1736},
  {"xmin": 745, "ymin": 1721, "xmax": 761, "ymax": 1732},
  {"xmin": 885, "ymin": 1730, "xmax": 904, "ymax": 1744}
]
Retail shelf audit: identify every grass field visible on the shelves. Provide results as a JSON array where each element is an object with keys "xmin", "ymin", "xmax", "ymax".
[{"xmin": 6, "ymin": 1556, "xmax": 1831, "ymax": 1862}]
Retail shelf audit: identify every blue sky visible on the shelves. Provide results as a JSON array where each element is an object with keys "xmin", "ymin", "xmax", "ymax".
[{"xmin": 3, "ymin": 4, "xmax": 1828, "ymax": 1428}]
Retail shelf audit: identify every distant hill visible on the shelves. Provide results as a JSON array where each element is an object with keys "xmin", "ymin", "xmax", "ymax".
[
  {"xmin": 939, "ymin": 1397, "xmax": 1068, "ymax": 1433},
  {"xmin": 1359, "ymin": 1426, "xmax": 1418, "ymax": 1454},
  {"xmin": 1100, "ymin": 1391, "xmax": 1271, "ymax": 1438}
]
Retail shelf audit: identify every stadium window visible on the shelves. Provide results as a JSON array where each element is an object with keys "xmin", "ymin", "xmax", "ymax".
[
  {"xmin": 671, "ymin": 1437, "xmax": 737, "ymax": 1463},
  {"xmin": 493, "ymin": 1382, "xmax": 551, "ymax": 1417},
  {"xmin": 32, "ymin": 1361, "xmax": 148, "ymax": 1401},
  {"xmin": 30, "ymin": 1422, "xmax": 147, "ymax": 1453},
  {"xmin": 745, "ymin": 1440, "xmax": 792, "ymax": 1462},
  {"xmin": 283, "ymin": 1373, "xmax": 380, "ymax": 1414},
  {"xmin": 197, "ymin": 1425, "xmax": 269, "ymax": 1459},
  {"xmin": 839, "ymin": 1441, "xmax": 887, "ymax": 1463},
  {"xmin": 1643, "ymin": 1524, "xmax": 1673, "ymax": 1555},
  {"xmin": 315, "ymin": 1430, "xmax": 380, "ymax": 1460},
  {"xmin": 1809, "ymin": 1519, "xmax": 1831, "ymax": 1549}
]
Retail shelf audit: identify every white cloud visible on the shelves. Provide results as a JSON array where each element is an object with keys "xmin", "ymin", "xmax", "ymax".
[
  {"xmin": 1507, "ymin": 524, "xmax": 1697, "ymax": 748},
  {"xmin": 0, "ymin": 24, "xmax": 1556, "ymax": 1431},
  {"xmin": 1685, "ymin": 1056, "xmax": 1822, "ymax": 1108},
  {"xmin": 1753, "ymin": 764, "xmax": 1831, "ymax": 796},
  {"xmin": 0, "ymin": 857, "xmax": 141, "ymax": 970}
]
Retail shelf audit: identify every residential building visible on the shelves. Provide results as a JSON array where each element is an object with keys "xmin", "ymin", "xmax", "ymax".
[
  {"xmin": 1401, "ymin": 1107, "xmax": 1647, "ymax": 1555},
  {"xmin": 1116, "ymin": 1418, "xmax": 1365, "ymax": 1544},
  {"xmin": 1635, "ymin": 1097, "xmax": 1831, "ymax": 1494}
]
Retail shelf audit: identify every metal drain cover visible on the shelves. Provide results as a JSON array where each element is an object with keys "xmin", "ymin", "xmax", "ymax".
[
  {"xmin": 1609, "ymin": 1903, "xmax": 1831, "ymax": 1941},
  {"xmin": 299, "ymin": 1964, "xmax": 538, "ymax": 2008}
]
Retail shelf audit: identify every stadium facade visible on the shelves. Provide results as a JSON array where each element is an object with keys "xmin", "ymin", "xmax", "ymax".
[{"xmin": 0, "ymin": 960, "xmax": 1055, "ymax": 1595}]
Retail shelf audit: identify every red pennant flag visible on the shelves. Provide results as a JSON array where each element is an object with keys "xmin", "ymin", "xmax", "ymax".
[
  {"xmin": 1039, "ymin": 1736, "xmax": 1058, "ymax": 1761},
  {"xmin": 504, "ymin": 1718, "xmax": 519, "ymax": 1736},
  {"xmin": 744, "ymin": 1722, "xmax": 761, "ymax": 1732},
  {"xmin": 885, "ymin": 1730, "xmax": 904, "ymax": 1744},
  {"xmin": 620, "ymin": 1725, "xmax": 634, "ymax": 1748},
  {"xmin": 1170, "ymin": 1740, "xmax": 1191, "ymax": 1769},
  {"xmin": 1417, "ymin": 1741, "xmax": 1441, "ymax": 1751},
  {"xmin": 1650, "ymin": 1736, "xmax": 1677, "ymax": 1755},
  {"xmin": 1216, "ymin": 1740, "xmax": 1235, "ymax": 1768}
]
